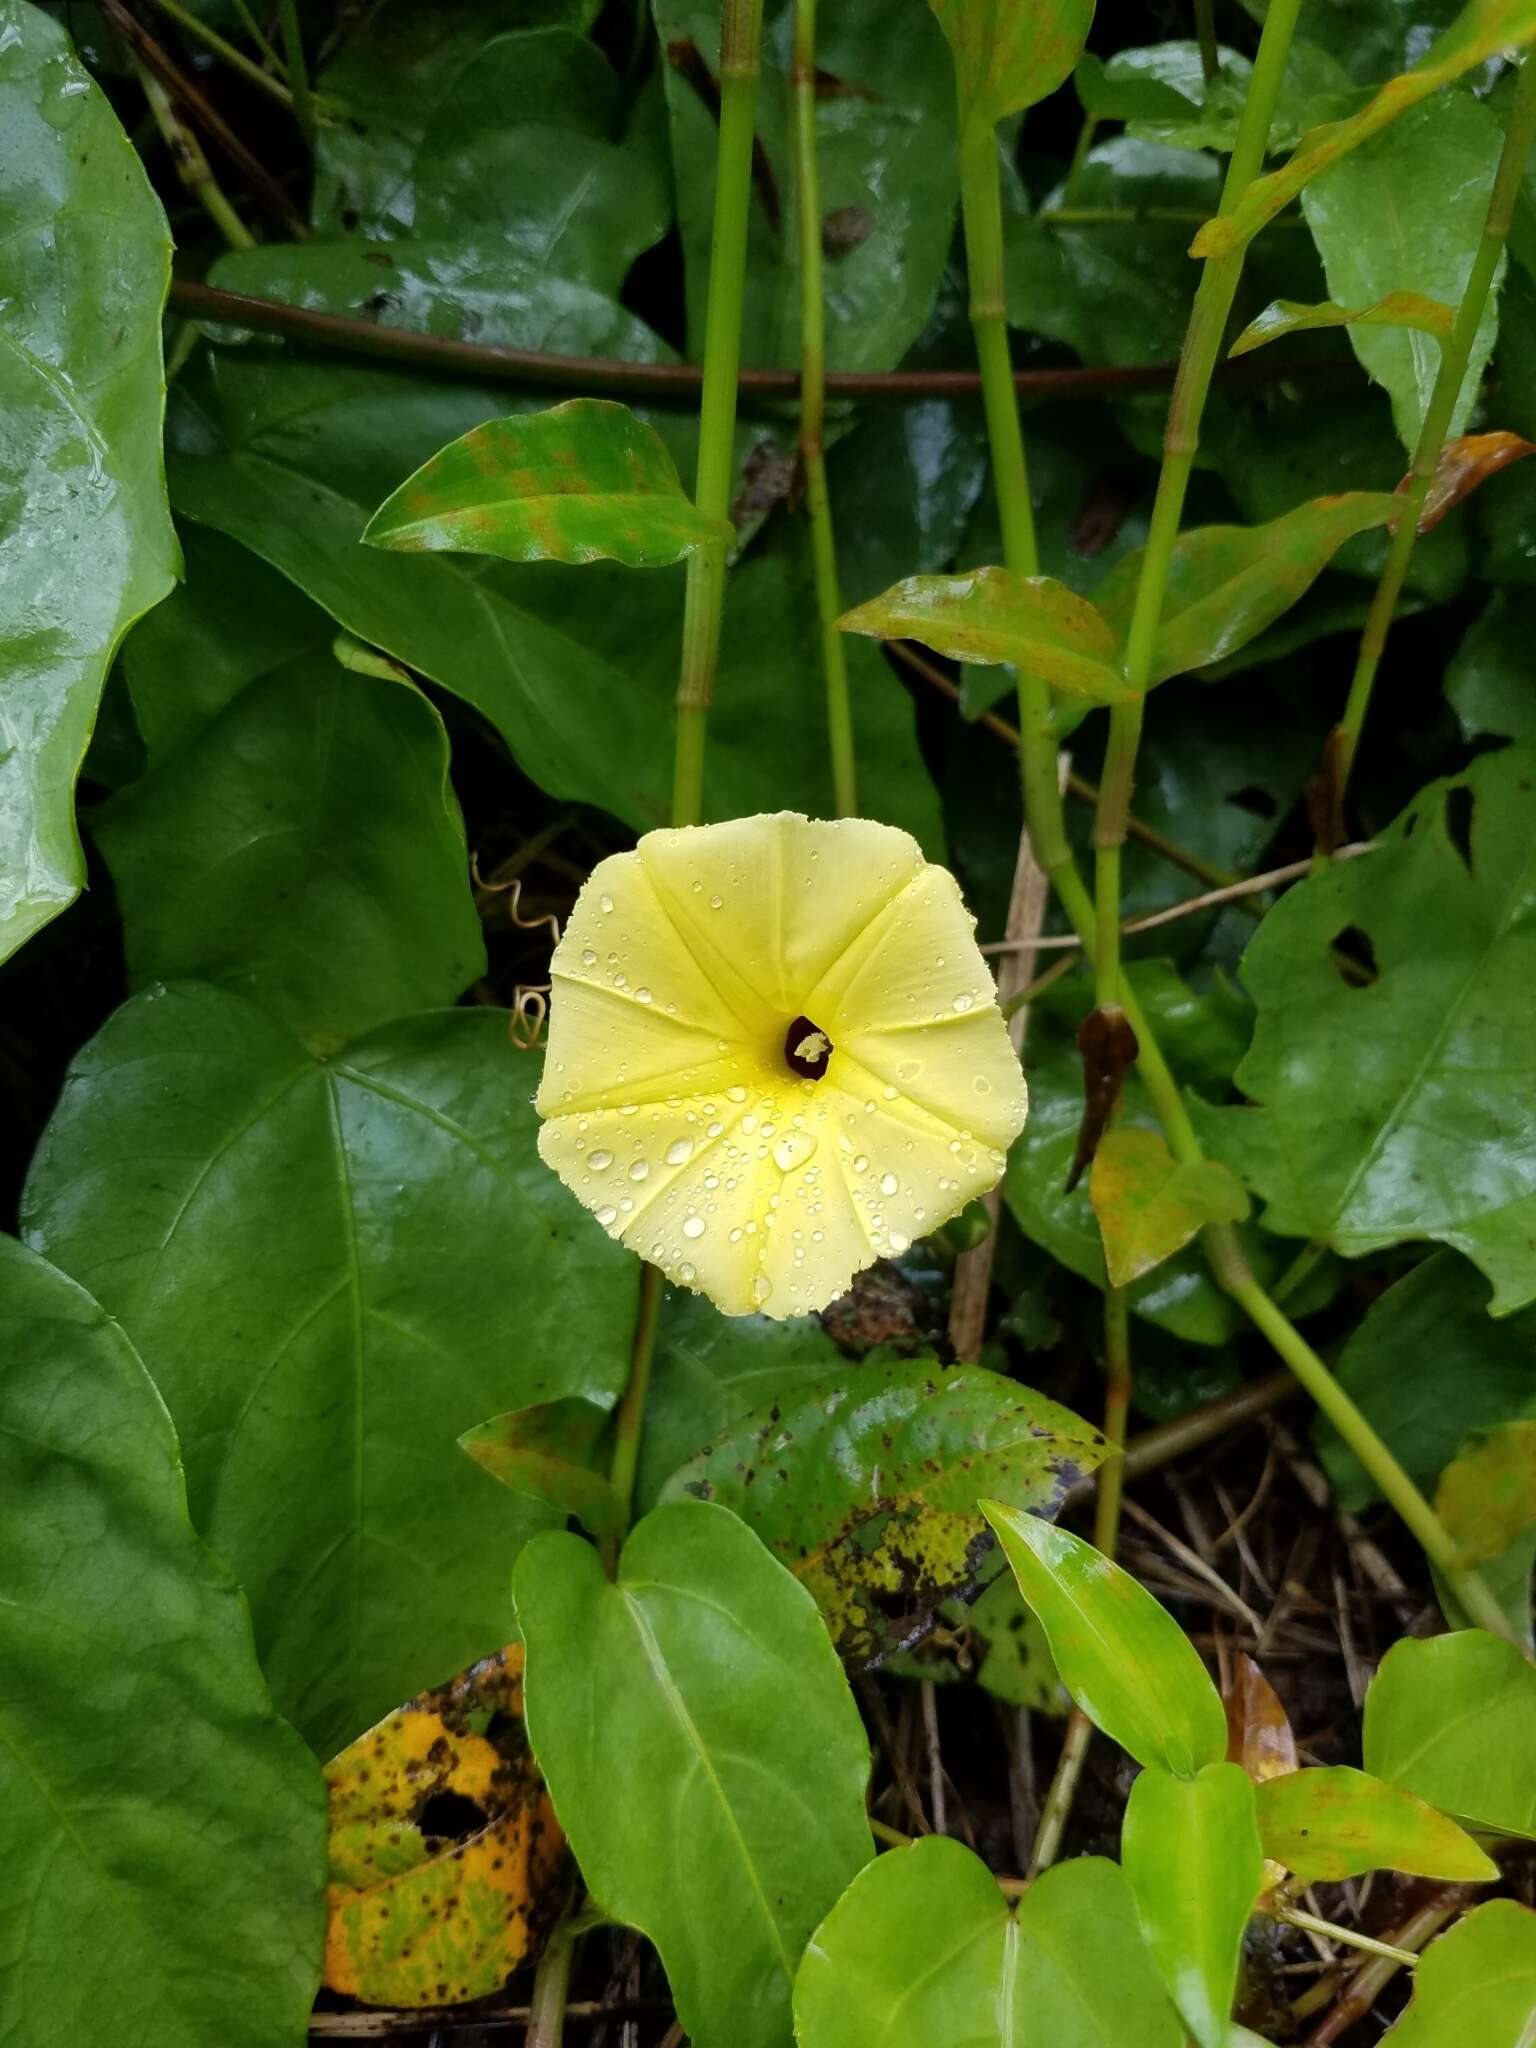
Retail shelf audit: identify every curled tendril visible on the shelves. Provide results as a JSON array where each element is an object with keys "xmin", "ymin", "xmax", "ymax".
[{"xmin": 472, "ymin": 856, "xmax": 562, "ymax": 1053}]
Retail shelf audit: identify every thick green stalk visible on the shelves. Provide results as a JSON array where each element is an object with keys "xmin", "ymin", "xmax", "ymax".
[
  {"xmin": 133, "ymin": 57, "xmax": 256, "ymax": 252},
  {"xmin": 792, "ymin": 0, "xmax": 857, "ymax": 815},
  {"xmin": 1093, "ymin": 0, "xmax": 1304, "ymax": 1009},
  {"xmin": 1334, "ymin": 53, "xmax": 1536, "ymax": 802},
  {"xmin": 274, "ymin": 0, "xmax": 314, "ymax": 147},
  {"xmin": 953, "ymin": 19, "xmax": 1519, "ymax": 1649},
  {"xmin": 673, "ymin": 0, "xmax": 765, "ymax": 829}
]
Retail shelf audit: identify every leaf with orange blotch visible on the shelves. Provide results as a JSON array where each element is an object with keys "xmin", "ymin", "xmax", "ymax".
[
  {"xmin": 1412, "ymin": 432, "xmax": 1536, "ymax": 534},
  {"xmin": 322, "ymin": 1646, "xmax": 566, "ymax": 2009},
  {"xmin": 1089, "ymin": 1127, "xmax": 1249, "ymax": 1287},
  {"xmin": 1223, "ymin": 1653, "xmax": 1298, "ymax": 1784}
]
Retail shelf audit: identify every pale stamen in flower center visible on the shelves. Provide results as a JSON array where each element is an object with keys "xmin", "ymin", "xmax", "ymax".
[{"xmin": 783, "ymin": 1014, "xmax": 833, "ymax": 1081}]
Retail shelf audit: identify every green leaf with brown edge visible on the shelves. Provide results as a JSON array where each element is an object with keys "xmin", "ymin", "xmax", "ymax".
[
  {"xmin": 929, "ymin": 0, "xmax": 1095, "ymax": 125},
  {"xmin": 515, "ymin": 1500, "xmax": 873, "ymax": 2048},
  {"xmin": 1254, "ymin": 1766, "xmax": 1497, "ymax": 1885},
  {"xmin": 794, "ymin": 1836, "xmax": 1185, "ymax": 2048},
  {"xmin": 364, "ymin": 399, "xmax": 731, "ymax": 568},
  {"xmin": 1381, "ymin": 1900, "xmax": 1536, "ymax": 2046},
  {"xmin": 1095, "ymin": 493, "xmax": 1400, "ymax": 684},
  {"xmin": 0, "ymin": 1238, "xmax": 327, "ymax": 2048},
  {"xmin": 1364, "ymin": 1631, "xmax": 1536, "ymax": 1841},
  {"xmin": 837, "ymin": 568, "xmax": 1133, "ymax": 703},
  {"xmin": 1089, "ymin": 1127, "xmax": 1250, "ymax": 1288},
  {"xmin": 459, "ymin": 1400, "xmax": 623, "ymax": 1539},
  {"xmin": 1231, "ymin": 289, "xmax": 1454, "ymax": 358},
  {"xmin": 1122, "ymin": 1762, "xmax": 1264, "ymax": 2048},
  {"xmin": 0, "ymin": 1, "xmax": 179, "ymax": 965},
  {"xmin": 659, "ymin": 1357, "xmax": 1110, "ymax": 1666},
  {"xmin": 981, "ymin": 1505, "xmax": 1227, "ymax": 1775},
  {"xmin": 322, "ymin": 1645, "xmax": 566, "ymax": 2008},
  {"xmin": 1191, "ymin": 0, "xmax": 1536, "ymax": 258}
]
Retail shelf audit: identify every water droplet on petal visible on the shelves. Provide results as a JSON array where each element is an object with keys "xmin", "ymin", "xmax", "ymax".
[
  {"xmin": 726, "ymin": 1085, "xmax": 748, "ymax": 1103},
  {"xmin": 679, "ymin": 1261, "xmax": 697, "ymax": 1281},
  {"xmin": 880, "ymin": 1172, "xmax": 898, "ymax": 1197},
  {"xmin": 682, "ymin": 1214, "xmax": 706, "ymax": 1240},
  {"xmin": 635, "ymin": 987, "xmax": 653, "ymax": 1004},
  {"xmin": 752, "ymin": 1273, "xmax": 772, "ymax": 1305},
  {"xmin": 772, "ymin": 1130, "xmax": 817, "ymax": 1172},
  {"xmin": 665, "ymin": 1138, "xmax": 693, "ymax": 1166},
  {"xmin": 589, "ymin": 1149, "xmax": 613, "ymax": 1171},
  {"xmin": 596, "ymin": 1205, "xmax": 617, "ymax": 1226},
  {"xmin": 853, "ymin": 1154, "xmax": 869, "ymax": 1173},
  {"xmin": 953, "ymin": 992, "xmax": 975, "ymax": 1013},
  {"xmin": 889, "ymin": 1231, "xmax": 910, "ymax": 1254},
  {"xmin": 710, "ymin": 894, "xmax": 723, "ymax": 909},
  {"xmin": 628, "ymin": 1160, "xmax": 650, "ymax": 1183},
  {"xmin": 599, "ymin": 893, "xmax": 614, "ymax": 913}
]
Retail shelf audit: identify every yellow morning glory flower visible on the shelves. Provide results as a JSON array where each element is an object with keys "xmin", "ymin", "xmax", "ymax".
[{"xmin": 535, "ymin": 812, "xmax": 1029, "ymax": 1318}]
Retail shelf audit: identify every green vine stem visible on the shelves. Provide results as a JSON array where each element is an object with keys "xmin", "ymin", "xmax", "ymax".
[
  {"xmin": 673, "ymin": 0, "xmax": 766, "ymax": 828},
  {"xmin": 791, "ymin": 0, "xmax": 858, "ymax": 815},
  {"xmin": 1333, "ymin": 53, "xmax": 1536, "ymax": 806},
  {"xmin": 605, "ymin": 1261, "xmax": 664, "ymax": 1558},
  {"xmin": 274, "ymin": 0, "xmax": 314, "ymax": 148},
  {"xmin": 1092, "ymin": 0, "xmax": 1303, "ymax": 1010},
  {"xmin": 953, "ymin": 10, "xmax": 1521, "ymax": 1650},
  {"xmin": 131, "ymin": 55, "xmax": 256, "ymax": 252},
  {"xmin": 142, "ymin": 0, "xmax": 297, "ymax": 112}
]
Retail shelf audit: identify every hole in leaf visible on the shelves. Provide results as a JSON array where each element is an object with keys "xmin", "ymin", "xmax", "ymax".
[
  {"xmin": 1445, "ymin": 784, "xmax": 1475, "ymax": 873},
  {"xmin": 1229, "ymin": 784, "xmax": 1278, "ymax": 819},
  {"xmin": 1331, "ymin": 925, "xmax": 1379, "ymax": 987},
  {"xmin": 416, "ymin": 1790, "xmax": 489, "ymax": 1841}
]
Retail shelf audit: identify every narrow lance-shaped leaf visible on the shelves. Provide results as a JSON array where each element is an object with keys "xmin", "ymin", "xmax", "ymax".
[
  {"xmin": 322, "ymin": 1647, "xmax": 565, "ymax": 2008},
  {"xmin": 981, "ymin": 1503, "xmax": 1228, "ymax": 1775},
  {"xmin": 1090, "ymin": 1127, "xmax": 1249, "ymax": 1289},
  {"xmin": 1231, "ymin": 290, "xmax": 1454, "ymax": 358},
  {"xmin": 0, "ymin": 2, "xmax": 179, "ymax": 964},
  {"xmin": 838, "ymin": 567, "xmax": 1134, "ymax": 703},
  {"xmin": 364, "ymin": 398, "xmax": 731, "ymax": 567},
  {"xmin": 0, "ymin": 1239, "xmax": 326, "ymax": 2048},
  {"xmin": 1122, "ymin": 1762, "xmax": 1264, "ymax": 2048},
  {"xmin": 794, "ymin": 1837, "xmax": 1185, "ymax": 2048},
  {"xmin": 929, "ymin": 0, "xmax": 1095, "ymax": 125},
  {"xmin": 1417, "ymin": 431, "xmax": 1536, "ymax": 532},
  {"xmin": 1095, "ymin": 492, "xmax": 1400, "ymax": 684},
  {"xmin": 660, "ymin": 1357, "xmax": 1112, "ymax": 1664},
  {"xmin": 514, "ymin": 1501, "xmax": 873, "ymax": 2048},
  {"xmin": 1381, "ymin": 1900, "xmax": 1536, "ymax": 2046},
  {"xmin": 459, "ymin": 1399, "xmax": 623, "ymax": 1540},
  {"xmin": 1255, "ymin": 1767, "xmax": 1497, "ymax": 1885},
  {"xmin": 1192, "ymin": 0, "xmax": 1536, "ymax": 257},
  {"xmin": 1364, "ymin": 1631, "xmax": 1536, "ymax": 1840}
]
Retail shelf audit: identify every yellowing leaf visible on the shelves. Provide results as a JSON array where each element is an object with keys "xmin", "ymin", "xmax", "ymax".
[
  {"xmin": 1415, "ymin": 431, "xmax": 1536, "ymax": 533},
  {"xmin": 1090, "ymin": 1128, "xmax": 1249, "ymax": 1288},
  {"xmin": 838, "ymin": 568, "xmax": 1131, "ymax": 702},
  {"xmin": 459, "ymin": 1399, "xmax": 623, "ymax": 1539},
  {"xmin": 1436, "ymin": 1419, "xmax": 1536, "ymax": 1563},
  {"xmin": 1192, "ymin": 0, "xmax": 1536, "ymax": 257},
  {"xmin": 1255, "ymin": 1766, "xmax": 1497, "ymax": 1885},
  {"xmin": 1230, "ymin": 290, "xmax": 1453, "ymax": 358},
  {"xmin": 323, "ymin": 1646, "xmax": 565, "ymax": 2008},
  {"xmin": 1223, "ymin": 1652, "xmax": 1298, "ymax": 1784}
]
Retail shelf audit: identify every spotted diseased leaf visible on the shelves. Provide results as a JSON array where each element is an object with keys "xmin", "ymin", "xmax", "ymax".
[
  {"xmin": 323, "ymin": 1646, "xmax": 566, "ymax": 2008},
  {"xmin": 1382, "ymin": 1900, "xmax": 1536, "ymax": 2046},
  {"xmin": 660, "ymin": 1357, "xmax": 1110, "ymax": 1665},
  {"xmin": 1090, "ymin": 1128, "xmax": 1250, "ymax": 1288},
  {"xmin": 459, "ymin": 1400, "xmax": 623, "ymax": 1539},
  {"xmin": 1095, "ymin": 494, "xmax": 1400, "ymax": 685},
  {"xmin": 929, "ymin": 0, "xmax": 1095, "ymax": 124},
  {"xmin": 1192, "ymin": 0, "xmax": 1536, "ymax": 257},
  {"xmin": 364, "ymin": 399, "xmax": 730, "ymax": 568},
  {"xmin": 1255, "ymin": 1767, "xmax": 1497, "ymax": 1885},
  {"xmin": 1416, "ymin": 431, "xmax": 1536, "ymax": 533},
  {"xmin": 1230, "ymin": 291, "xmax": 1454, "ymax": 359},
  {"xmin": 983, "ymin": 1504, "xmax": 1228, "ymax": 1776},
  {"xmin": 838, "ymin": 568, "xmax": 1132, "ymax": 703}
]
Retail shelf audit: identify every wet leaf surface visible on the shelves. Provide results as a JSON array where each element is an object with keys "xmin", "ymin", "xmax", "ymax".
[
  {"xmin": 661, "ymin": 1355, "xmax": 1109, "ymax": 1663},
  {"xmin": 323, "ymin": 1646, "xmax": 566, "ymax": 2009}
]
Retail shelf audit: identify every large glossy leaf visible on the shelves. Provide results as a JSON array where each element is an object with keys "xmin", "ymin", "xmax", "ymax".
[
  {"xmin": 1193, "ymin": 0, "xmax": 1536, "ymax": 257},
  {"xmin": 794, "ymin": 1836, "xmax": 1184, "ymax": 2048},
  {"xmin": 983, "ymin": 1505, "xmax": 1228, "ymax": 1775},
  {"xmin": 93, "ymin": 659, "xmax": 483, "ymax": 1051},
  {"xmin": 1122, "ymin": 1762, "xmax": 1264, "ymax": 2048},
  {"xmin": 1075, "ymin": 39, "xmax": 1358, "ymax": 155},
  {"xmin": 0, "ymin": 1238, "xmax": 325, "ymax": 2048},
  {"xmin": 839, "ymin": 568, "xmax": 1132, "ymax": 702},
  {"xmin": 660, "ymin": 1357, "xmax": 1110, "ymax": 1664},
  {"xmin": 930, "ymin": 0, "xmax": 1094, "ymax": 124},
  {"xmin": 1090, "ymin": 1127, "xmax": 1250, "ymax": 1289},
  {"xmin": 1254, "ymin": 1766, "xmax": 1497, "ymax": 1884},
  {"xmin": 655, "ymin": 0, "xmax": 959, "ymax": 371},
  {"xmin": 1383, "ymin": 1900, "xmax": 1536, "ymax": 2046},
  {"xmin": 1094, "ymin": 493, "xmax": 1400, "ymax": 684},
  {"xmin": 22, "ymin": 984, "xmax": 637, "ymax": 1752},
  {"xmin": 1364, "ymin": 1630, "xmax": 1536, "ymax": 1839},
  {"xmin": 514, "ymin": 1501, "xmax": 872, "ymax": 2048},
  {"xmin": 0, "ymin": 2, "xmax": 178, "ymax": 964},
  {"xmin": 1300, "ymin": 92, "xmax": 1505, "ymax": 449},
  {"xmin": 1199, "ymin": 749, "xmax": 1536, "ymax": 1313},
  {"xmin": 322, "ymin": 1647, "xmax": 564, "ymax": 2008},
  {"xmin": 365, "ymin": 400, "xmax": 729, "ymax": 567}
]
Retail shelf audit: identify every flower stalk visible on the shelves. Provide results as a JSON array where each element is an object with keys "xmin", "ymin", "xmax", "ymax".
[
  {"xmin": 1333, "ymin": 52, "xmax": 1536, "ymax": 810},
  {"xmin": 792, "ymin": 0, "xmax": 858, "ymax": 816},
  {"xmin": 673, "ymin": 0, "xmax": 766, "ymax": 829}
]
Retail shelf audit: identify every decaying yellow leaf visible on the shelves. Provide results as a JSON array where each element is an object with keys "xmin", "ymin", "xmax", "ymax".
[
  {"xmin": 1088, "ymin": 1126, "xmax": 1249, "ymax": 1287},
  {"xmin": 322, "ymin": 1646, "xmax": 566, "ymax": 2008},
  {"xmin": 1411, "ymin": 431, "xmax": 1536, "ymax": 534}
]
